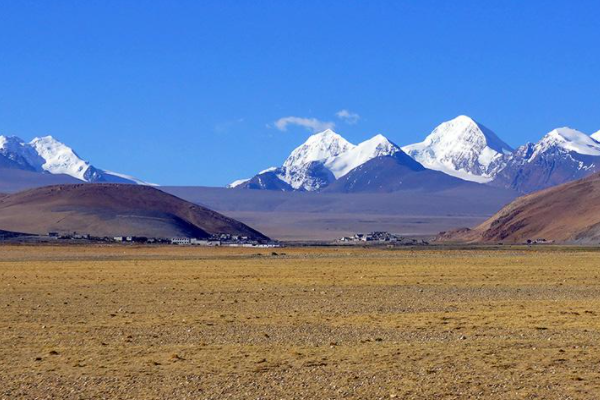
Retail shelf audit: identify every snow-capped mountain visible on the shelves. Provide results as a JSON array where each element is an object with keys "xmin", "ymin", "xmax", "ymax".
[
  {"xmin": 0, "ymin": 136, "xmax": 43, "ymax": 170},
  {"xmin": 230, "ymin": 117, "xmax": 600, "ymax": 195},
  {"xmin": 29, "ymin": 136, "xmax": 103, "ymax": 181},
  {"xmin": 402, "ymin": 115, "xmax": 513, "ymax": 183},
  {"xmin": 491, "ymin": 127, "xmax": 600, "ymax": 193},
  {"xmin": 324, "ymin": 149, "xmax": 477, "ymax": 193},
  {"xmin": 0, "ymin": 135, "xmax": 151, "ymax": 185},
  {"xmin": 279, "ymin": 129, "xmax": 355, "ymax": 191},
  {"xmin": 532, "ymin": 127, "xmax": 600, "ymax": 156},
  {"xmin": 282, "ymin": 129, "xmax": 354, "ymax": 172},
  {"xmin": 232, "ymin": 129, "xmax": 403, "ymax": 191},
  {"xmin": 324, "ymin": 134, "xmax": 401, "ymax": 178}
]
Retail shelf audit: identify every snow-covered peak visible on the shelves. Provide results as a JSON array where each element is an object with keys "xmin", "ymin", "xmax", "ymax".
[
  {"xmin": 325, "ymin": 134, "xmax": 401, "ymax": 178},
  {"xmin": 535, "ymin": 127, "xmax": 600, "ymax": 156},
  {"xmin": 591, "ymin": 130, "xmax": 600, "ymax": 142},
  {"xmin": 362, "ymin": 133, "xmax": 397, "ymax": 150},
  {"xmin": 410, "ymin": 115, "xmax": 512, "ymax": 155},
  {"xmin": 0, "ymin": 133, "xmax": 148, "ymax": 184},
  {"xmin": 402, "ymin": 115, "xmax": 513, "ymax": 183},
  {"xmin": 282, "ymin": 129, "xmax": 355, "ymax": 170},
  {"xmin": 0, "ymin": 135, "xmax": 45, "ymax": 168},
  {"xmin": 29, "ymin": 136, "xmax": 93, "ymax": 180}
]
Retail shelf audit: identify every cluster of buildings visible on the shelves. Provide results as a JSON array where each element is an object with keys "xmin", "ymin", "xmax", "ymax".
[
  {"xmin": 337, "ymin": 231, "xmax": 428, "ymax": 245},
  {"xmin": 526, "ymin": 238, "xmax": 554, "ymax": 244},
  {"xmin": 49, "ymin": 232, "xmax": 171, "ymax": 244},
  {"xmin": 46, "ymin": 232, "xmax": 279, "ymax": 247},
  {"xmin": 169, "ymin": 234, "xmax": 279, "ymax": 247}
]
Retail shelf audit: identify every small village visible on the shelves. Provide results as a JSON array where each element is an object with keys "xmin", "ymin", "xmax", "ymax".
[
  {"xmin": 337, "ymin": 231, "xmax": 429, "ymax": 245},
  {"xmin": 11, "ymin": 231, "xmax": 282, "ymax": 247}
]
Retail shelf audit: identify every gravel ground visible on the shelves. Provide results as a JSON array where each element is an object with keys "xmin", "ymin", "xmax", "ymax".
[{"xmin": 1, "ymin": 245, "xmax": 599, "ymax": 399}]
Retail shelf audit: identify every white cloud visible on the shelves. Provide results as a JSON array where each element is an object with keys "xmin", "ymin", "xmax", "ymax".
[
  {"xmin": 335, "ymin": 109, "xmax": 360, "ymax": 124},
  {"xmin": 273, "ymin": 116, "xmax": 335, "ymax": 133}
]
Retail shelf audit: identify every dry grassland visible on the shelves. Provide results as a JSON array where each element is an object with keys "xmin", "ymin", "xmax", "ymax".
[{"xmin": 1, "ymin": 245, "xmax": 600, "ymax": 399}]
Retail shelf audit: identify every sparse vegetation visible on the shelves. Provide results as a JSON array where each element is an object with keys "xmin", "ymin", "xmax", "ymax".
[{"xmin": 1, "ymin": 245, "xmax": 600, "ymax": 399}]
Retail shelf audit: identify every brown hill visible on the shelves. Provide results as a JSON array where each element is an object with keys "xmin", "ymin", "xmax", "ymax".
[
  {"xmin": 0, "ymin": 184, "xmax": 268, "ymax": 240},
  {"xmin": 439, "ymin": 172, "xmax": 600, "ymax": 244}
]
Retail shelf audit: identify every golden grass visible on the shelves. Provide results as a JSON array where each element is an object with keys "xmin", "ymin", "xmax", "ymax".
[{"xmin": 1, "ymin": 245, "xmax": 599, "ymax": 399}]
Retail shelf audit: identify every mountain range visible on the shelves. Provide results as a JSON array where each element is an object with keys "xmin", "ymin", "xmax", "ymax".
[
  {"xmin": 0, "ymin": 135, "xmax": 148, "ymax": 189},
  {"xmin": 3, "ymin": 116, "xmax": 600, "ymax": 197},
  {"xmin": 230, "ymin": 129, "xmax": 477, "ymax": 193},
  {"xmin": 231, "ymin": 115, "xmax": 600, "ymax": 194}
]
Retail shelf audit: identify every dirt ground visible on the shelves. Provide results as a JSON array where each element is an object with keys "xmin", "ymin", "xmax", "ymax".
[{"xmin": 1, "ymin": 245, "xmax": 599, "ymax": 399}]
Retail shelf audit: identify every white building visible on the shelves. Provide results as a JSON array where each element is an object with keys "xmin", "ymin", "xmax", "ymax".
[{"xmin": 171, "ymin": 237, "xmax": 191, "ymax": 245}]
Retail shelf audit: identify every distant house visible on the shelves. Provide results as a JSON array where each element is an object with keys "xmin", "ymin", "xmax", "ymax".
[
  {"xmin": 113, "ymin": 236, "xmax": 124, "ymax": 242},
  {"xmin": 190, "ymin": 238, "xmax": 221, "ymax": 246},
  {"xmin": 171, "ymin": 237, "xmax": 191, "ymax": 245}
]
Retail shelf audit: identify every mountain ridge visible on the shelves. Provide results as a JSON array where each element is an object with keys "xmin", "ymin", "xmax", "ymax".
[
  {"xmin": 233, "ymin": 130, "xmax": 411, "ymax": 192},
  {"xmin": 0, "ymin": 134, "xmax": 151, "ymax": 185},
  {"xmin": 491, "ymin": 127, "xmax": 600, "ymax": 193},
  {"xmin": 230, "ymin": 116, "xmax": 600, "ymax": 195}
]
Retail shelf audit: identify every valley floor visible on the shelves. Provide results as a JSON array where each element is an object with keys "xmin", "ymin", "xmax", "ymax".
[{"xmin": 1, "ymin": 245, "xmax": 599, "ymax": 399}]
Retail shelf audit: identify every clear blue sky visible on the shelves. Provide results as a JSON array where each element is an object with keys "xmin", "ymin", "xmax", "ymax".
[{"xmin": 1, "ymin": 1, "xmax": 599, "ymax": 186}]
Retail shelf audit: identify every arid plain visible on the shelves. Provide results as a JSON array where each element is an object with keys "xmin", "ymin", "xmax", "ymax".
[{"xmin": 1, "ymin": 245, "xmax": 600, "ymax": 399}]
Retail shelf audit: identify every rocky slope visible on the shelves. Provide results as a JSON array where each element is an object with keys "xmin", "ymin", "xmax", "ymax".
[
  {"xmin": 324, "ymin": 152, "xmax": 478, "ymax": 193},
  {"xmin": 439, "ymin": 172, "xmax": 600, "ymax": 244}
]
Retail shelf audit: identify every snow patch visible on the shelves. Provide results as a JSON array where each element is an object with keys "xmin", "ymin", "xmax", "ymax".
[
  {"xmin": 227, "ymin": 178, "xmax": 250, "ymax": 188},
  {"xmin": 259, "ymin": 167, "xmax": 278, "ymax": 174},
  {"xmin": 29, "ymin": 136, "xmax": 93, "ymax": 181},
  {"xmin": 101, "ymin": 170, "xmax": 158, "ymax": 186}
]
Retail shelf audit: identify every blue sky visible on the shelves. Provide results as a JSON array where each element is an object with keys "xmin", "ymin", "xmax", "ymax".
[{"xmin": 1, "ymin": 1, "xmax": 599, "ymax": 186}]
